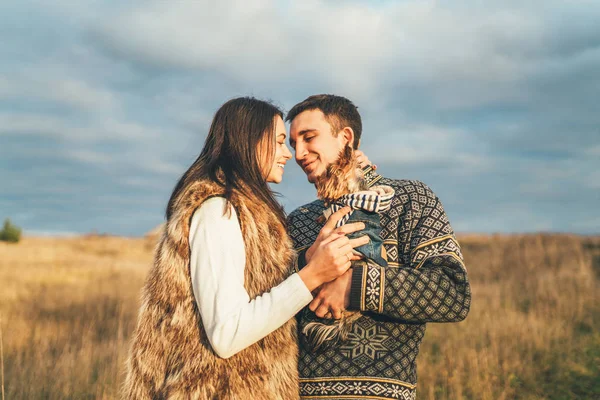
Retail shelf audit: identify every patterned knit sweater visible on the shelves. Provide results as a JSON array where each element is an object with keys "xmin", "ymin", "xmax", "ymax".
[{"xmin": 287, "ymin": 167, "xmax": 471, "ymax": 400}]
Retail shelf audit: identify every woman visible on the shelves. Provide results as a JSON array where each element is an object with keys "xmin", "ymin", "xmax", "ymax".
[{"xmin": 123, "ymin": 97, "xmax": 368, "ymax": 399}]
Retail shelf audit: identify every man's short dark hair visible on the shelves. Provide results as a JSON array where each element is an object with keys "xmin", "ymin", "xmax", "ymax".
[{"xmin": 286, "ymin": 94, "xmax": 362, "ymax": 149}]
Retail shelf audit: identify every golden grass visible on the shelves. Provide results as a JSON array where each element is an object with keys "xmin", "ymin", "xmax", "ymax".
[
  {"xmin": 418, "ymin": 234, "xmax": 600, "ymax": 400},
  {"xmin": 1, "ymin": 234, "xmax": 598, "ymax": 399},
  {"xmin": 1, "ymin": 236, "xmax": 153, "ymax": 400}
]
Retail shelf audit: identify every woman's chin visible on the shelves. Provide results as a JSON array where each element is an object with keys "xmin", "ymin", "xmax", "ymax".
[{"xmin": 267, "ymin": 173, "xmax": 284, "ymax": 184}]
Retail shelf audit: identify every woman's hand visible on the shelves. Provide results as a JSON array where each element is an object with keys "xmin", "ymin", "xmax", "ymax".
[
  {"xmin": 354, "ymin": 150, "xmax": 375, "ymax": 170},
  {"xmin": 305, "ymin": 207, "xmax": 366, "ymax": 263},
  {"xmin": 299, "ymin": 207, "xmax": 369, "ymax": 292},
  {"xmin": 298, "ymin": 233, "xmax": 368, "ymax": 292}
]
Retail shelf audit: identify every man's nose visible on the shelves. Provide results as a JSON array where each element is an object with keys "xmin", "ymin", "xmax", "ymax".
[{"xmin": 295, "ymin": 142, "xmax": 307, "ymax": 163}]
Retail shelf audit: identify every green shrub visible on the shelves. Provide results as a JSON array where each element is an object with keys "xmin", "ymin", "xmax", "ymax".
[{"xmin": 0, "ymin": 218, "xmax": 22, "ymax": 243}]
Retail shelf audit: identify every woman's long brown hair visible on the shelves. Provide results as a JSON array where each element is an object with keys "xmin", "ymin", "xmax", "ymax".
[{"xmin": 166, "ymin": 97, "xmax": 285, "ymax": 225}]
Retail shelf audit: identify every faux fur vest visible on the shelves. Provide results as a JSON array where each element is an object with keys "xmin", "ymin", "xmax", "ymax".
[{"xmin": 123, "ymin": 179, "xmax": 299, "ymax": 399}]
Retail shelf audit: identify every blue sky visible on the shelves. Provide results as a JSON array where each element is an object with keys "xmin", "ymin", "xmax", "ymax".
[{"xmin": 1, "ymin": 0, "xmax": 599, "ymax": 236}]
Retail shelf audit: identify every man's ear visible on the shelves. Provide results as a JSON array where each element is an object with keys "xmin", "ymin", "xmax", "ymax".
[{"xmin": 341, "ymin": 127, "xmax": 355, "ymax": 147}]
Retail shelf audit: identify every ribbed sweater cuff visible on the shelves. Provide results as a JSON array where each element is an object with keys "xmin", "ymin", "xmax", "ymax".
[
  {"xmin": 348, "ymin": 265, "xmax": 365, "ymax": 311},
  {"xmin": 361, "ymin": 165, "xmax": 382, "ymax": 188},
  {"xmin": 297, "ymin": 248, "xmax": 308, "ymax": 271}
]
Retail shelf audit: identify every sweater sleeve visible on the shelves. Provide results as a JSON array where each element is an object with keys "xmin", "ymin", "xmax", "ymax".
[
  {"xmin": 348, "ymin": 182, "xmax": 471, "ymax": 323},
  {"xmin": 189, "ymin": 197, "xmax": 313, "ymax": 359}
]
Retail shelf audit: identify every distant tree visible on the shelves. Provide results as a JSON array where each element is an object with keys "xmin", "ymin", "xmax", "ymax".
[{"xmin": 0, "ymin": 218, "xmax": 22, "ymax": 243}]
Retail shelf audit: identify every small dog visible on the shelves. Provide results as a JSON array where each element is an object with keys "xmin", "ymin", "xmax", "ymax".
[
  {"xmin": 302, "ymin": 146, "xmax": 392, "ymax": 352},
  {"xmin": 314, "ymin": 145, "xmax": 366, "ymax": 211}
]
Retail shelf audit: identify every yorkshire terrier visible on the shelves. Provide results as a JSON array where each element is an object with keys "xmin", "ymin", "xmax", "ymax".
[
  {"xmin": 302, "ymin": 145, "xmax": 393, "ymax": 353},
  {"xmin": 314, "ymin": 145, "xmax": 367, "ymax": 214}
]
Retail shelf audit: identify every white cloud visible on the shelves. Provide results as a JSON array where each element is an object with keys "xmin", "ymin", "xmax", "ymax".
[
  {"xmin": 585, "ymin": 145, "xmax": 600, "ymax": 157},
  {"xmin": 141, "ymin": 159, "xmax": 185, "ymax": 176},
  {"xmin": 362, "ymin": 124, "xmax": 492, "ymax": 175},
  {"xmin": 92, "ymin": 0, "xmax": 580, "ymax": 107},
  {"xmin": 0, "ymin": 74, "xmax": 118, "ymax": 111},
  {"xmin": 0, "ymin": 112, "xmax": 164, "ymax": 142},
  {"xmin": 67, "ymin": 149, "xmax": 114, "ymax": 165},
  {"xmin": 0, "ymin": 113, "xmax": 79, "ymax": 139},
  {"xmin": 1, "ymin": 0, "xmax": 599, "ymax": 235},
  {"xmin": 95, "ymin": 0, "xmax": 288, "ymax": 75},
  {"xmin": 453, "ymin": 202, "xmax": 555, "ymax": 233}
]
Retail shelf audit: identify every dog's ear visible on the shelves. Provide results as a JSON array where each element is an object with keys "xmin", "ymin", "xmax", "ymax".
[
  {"xmin": 339, "ymin": 145, "xmax": 353, "ymax": 169},
  {"xmin": 315, "ymin": 145, "xmax": 359, "ymax": 202},
  {"xmin": 327, "ymin": 146, "xmax": 353, "ymax": 179}
]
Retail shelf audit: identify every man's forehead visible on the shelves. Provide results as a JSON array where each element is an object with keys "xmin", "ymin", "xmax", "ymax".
[
  {"xmin": 291, "ymin": 110, "xmax": 329, "ymax": 133},
  {"xmin": 292, "ymin": 109, "xmax": 326, "ymax": 124}
]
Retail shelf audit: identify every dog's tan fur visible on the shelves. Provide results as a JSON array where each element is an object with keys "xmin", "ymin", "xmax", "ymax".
[
  {"xmin": 315, "ymin": 145, "xmax": 366, "ymax": 206},
  {"xmin": 304, "ymin": 146, "xmax": 367, "ymax": 352},
  {"xmin": 122, "ymin": 179, "xmax": 300, "ymax": 399}
]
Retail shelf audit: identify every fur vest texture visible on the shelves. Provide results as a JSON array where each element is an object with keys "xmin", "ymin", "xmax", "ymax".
[{"xmin": 123, "ymin": 179, "xmax": 299, "ymax": 399}]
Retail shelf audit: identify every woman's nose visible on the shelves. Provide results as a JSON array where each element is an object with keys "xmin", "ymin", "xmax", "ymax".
[{"xmin": 283, "ymin": 145, "xmax": 292, "ymax": 160}]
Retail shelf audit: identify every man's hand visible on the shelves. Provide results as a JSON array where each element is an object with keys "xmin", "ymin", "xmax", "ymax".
[
  {"xmin": 355, "ymin": 150, "xmax": 376, "ymax": 170},
  {"xmin": 309, "ymin": 268, "xmax": 353, "ymax": 319}
]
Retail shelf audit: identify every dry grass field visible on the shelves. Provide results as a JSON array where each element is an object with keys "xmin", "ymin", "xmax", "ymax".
[{"xmin": 0, "ymin": 233, "xmax": 598, "ymax": 399}]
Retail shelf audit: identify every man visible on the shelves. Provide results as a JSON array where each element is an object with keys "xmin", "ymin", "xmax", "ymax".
[{"xmin": 286, "ymin": 94, "xmax": 471, "ymax": 400}]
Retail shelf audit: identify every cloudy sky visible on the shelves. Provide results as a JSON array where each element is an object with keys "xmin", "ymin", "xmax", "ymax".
[{"xmin": 1, "ymin": 0, "xmax": 599, "ymax": 236}]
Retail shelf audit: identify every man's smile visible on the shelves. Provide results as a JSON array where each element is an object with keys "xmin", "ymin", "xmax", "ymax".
[{"xmin": 301, "ymin": 159, "xmax": 318, "ymax": 172}]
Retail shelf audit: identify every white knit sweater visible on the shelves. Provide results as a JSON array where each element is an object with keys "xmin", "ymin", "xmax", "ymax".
[{"xmin": 189, "ymin": 197, "xmax": 313, "ymax": 358}]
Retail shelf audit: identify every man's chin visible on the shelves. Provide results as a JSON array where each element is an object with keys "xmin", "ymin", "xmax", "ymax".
[
  {"xmin": 303, "ymin": 165, "xmax": 326, "ymax": 184},
  {"xmin": 308, "ymin": 173, "xmax": 327, "ymax": 185}
]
